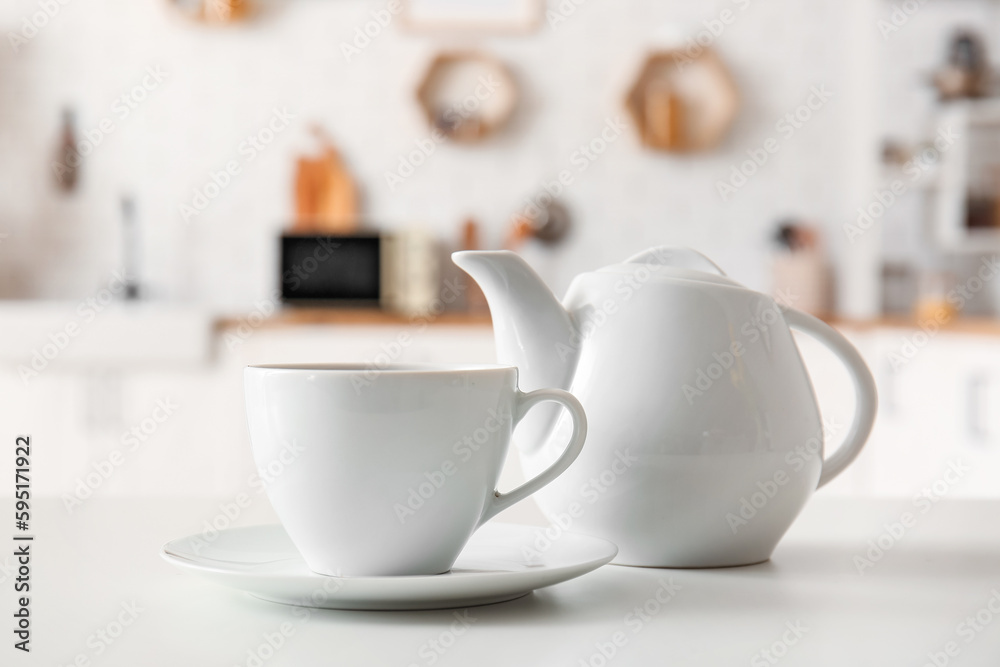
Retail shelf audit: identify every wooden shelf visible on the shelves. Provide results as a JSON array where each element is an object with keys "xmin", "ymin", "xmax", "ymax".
[
  {"xmin": 624, "ymin": 49, "xmax": 739, "ymax": 152},
  {"xmin": 416, "ymin": 51, "xmax": 517, "ymax": 143},
  {"xmin": 215, "ymin": 308, "xmax": 492, "ymax": 331},
  {"xmin": 165, "ymin": 0, "xmax": 252, "ymax": 24}
]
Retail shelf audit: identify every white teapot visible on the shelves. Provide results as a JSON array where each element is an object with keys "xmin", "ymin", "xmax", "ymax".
[{"xmin": 453, "ymin": 247, "xmax": 877, "ymax": 567}]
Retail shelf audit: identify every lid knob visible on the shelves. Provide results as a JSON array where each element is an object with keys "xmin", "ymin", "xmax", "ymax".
[{"xmin": 624, "ymin": 246, "xmax": 726, "ymax": 276}]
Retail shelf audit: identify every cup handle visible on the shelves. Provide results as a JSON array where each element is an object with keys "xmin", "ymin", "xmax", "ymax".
[
  {"xmin": 477, "ymin": 388, "xmax": 588, "ymax": 527},
  {"xmin": 781, "ymin": 307, "xmax": 879, "ymax": 488}
]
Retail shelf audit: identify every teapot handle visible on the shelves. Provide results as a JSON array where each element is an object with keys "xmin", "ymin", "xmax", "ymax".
[
  {"xmin": 781, "ymin": 307, "xmax": 878, "ymax": 488},
  {"xmin": 624, "ymin": 246, "xmax": 727, "ymax": 276}
]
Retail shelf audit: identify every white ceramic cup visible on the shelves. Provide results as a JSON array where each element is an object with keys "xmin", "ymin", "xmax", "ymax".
[{"xmin": 244, "ymin": 364, "xmax": 587, "ymax": 577}]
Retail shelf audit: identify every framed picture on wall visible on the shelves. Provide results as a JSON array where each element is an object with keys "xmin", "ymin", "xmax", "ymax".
[{"xmin": 402, "ymin": 0, "xmax": 542, "ymax": 33}]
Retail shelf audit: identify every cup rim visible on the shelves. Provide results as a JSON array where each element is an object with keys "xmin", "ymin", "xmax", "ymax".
[{"xmin": 245, "ymin": 362, "xmax": 517, "ymax": 374}]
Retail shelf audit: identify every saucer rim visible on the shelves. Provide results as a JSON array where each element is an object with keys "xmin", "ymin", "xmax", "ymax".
[
  {"xmin": 159, "ymin": 523, "xmax": 618, "ymax": 609},
  {"xmin": 160, "ymin": 522, "xmax": 619, "ymax": 582}
]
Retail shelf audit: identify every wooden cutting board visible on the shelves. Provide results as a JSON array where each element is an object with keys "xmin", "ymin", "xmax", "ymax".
[{"xmin": 292, "ymin": 134, "xmax": 359, "ymax": 234}]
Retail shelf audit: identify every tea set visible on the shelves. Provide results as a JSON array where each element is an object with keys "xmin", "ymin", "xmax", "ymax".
[{"xmin": 161, "ymin": 246, "xmax": 877, "ymax": 610}]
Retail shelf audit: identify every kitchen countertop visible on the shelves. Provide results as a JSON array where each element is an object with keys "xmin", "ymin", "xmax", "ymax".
[
  {"xmin": 828, "ymin": 315, "xmax": 1000, "ymax": 337},
  {"xmin": 212, "ymin": 307, "xmax": 1000, "ymax": 337},
  {"xmin": 18, "ymin": 496, "xmax": 1000, "ymax": 666},
  {"xmin": 214, "ymin": 307, "xmax": 492, "ymax": 331}
]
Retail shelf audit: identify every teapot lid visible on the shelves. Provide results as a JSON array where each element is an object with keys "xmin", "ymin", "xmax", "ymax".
[{"xmin": 594, "ymin": 246, "xmax": 744, "ymax": 289}]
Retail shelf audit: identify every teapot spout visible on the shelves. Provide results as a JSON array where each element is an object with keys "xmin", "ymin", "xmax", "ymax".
[{"xmin": 452, "ymin": 251, "xmax": 577, "ymax": 393}]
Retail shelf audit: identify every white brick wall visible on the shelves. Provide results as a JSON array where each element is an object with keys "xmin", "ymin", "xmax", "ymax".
[{"xmin": 0, "ymin": 0, "xmax": 894, "ymax": 312}]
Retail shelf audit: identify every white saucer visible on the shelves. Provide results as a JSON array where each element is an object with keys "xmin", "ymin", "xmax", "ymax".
[{"xmin": 161, "ymin": 523, "xmax": 617, "ymax": 611}]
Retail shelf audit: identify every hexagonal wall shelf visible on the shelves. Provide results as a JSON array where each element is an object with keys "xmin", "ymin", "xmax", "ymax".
[
  {"xmin": 416, "ymin": 52, "xmax": 518, "ymax": 144},
  {"xmin": 624, "ymin": 49, "xmax": 739, "ymax": 153}
]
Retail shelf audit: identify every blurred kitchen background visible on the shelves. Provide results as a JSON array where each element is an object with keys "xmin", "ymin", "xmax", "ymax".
[{"xmin": 1, "ymin": 0, "xmax": 999, "ymax": 508}]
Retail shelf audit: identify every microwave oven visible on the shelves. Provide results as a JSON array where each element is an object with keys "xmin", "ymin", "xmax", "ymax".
[{"xmin": 279, "ymin": 234, "xmax": 381, "ymax": 305}]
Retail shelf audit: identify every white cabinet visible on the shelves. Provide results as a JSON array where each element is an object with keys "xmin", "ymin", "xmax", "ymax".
[
  {"xmin": 865, "ymin": 330, "xmax": 960, "ymax": 496},
  {"xmin": 5, "ymin": 313, "xmax": 1000, "ymax": 500},
  {"xmin": 793, "ymin": 324, "xmax": 1000, "ymax": 498},
  {"xmin": 852, "ymin": 328, "xmax": 1000, "ymax": 497},
  {"xmin": 928, "ymin": 335, "xmax": 1000, "ymax": 496},
  {"xmin": 0, "ymin": 321, "xmax": 496, "ymax": 499}
]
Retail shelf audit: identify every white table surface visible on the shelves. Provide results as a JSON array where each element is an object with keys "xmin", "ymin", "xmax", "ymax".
[{"xmin": 8, "ymin": 496, "xmax": 1000, "ymax": 666}]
